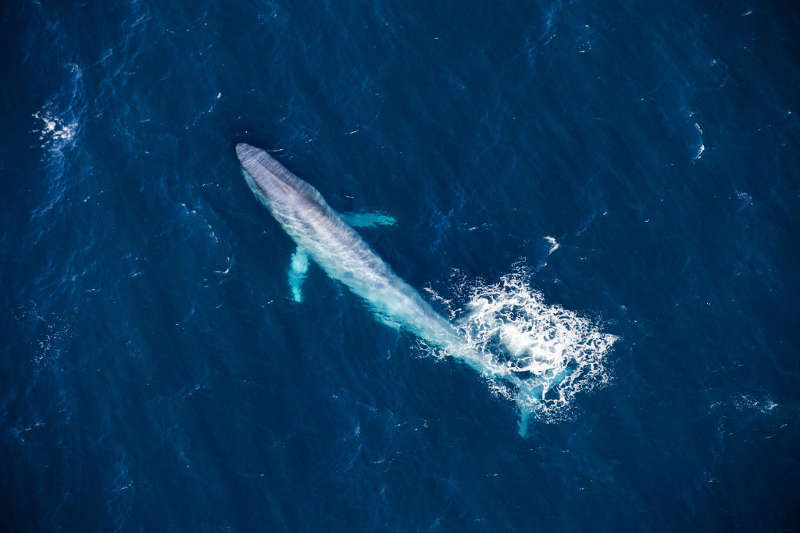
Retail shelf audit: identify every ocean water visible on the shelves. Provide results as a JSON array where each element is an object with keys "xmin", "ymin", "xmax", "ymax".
[{"xmin": 2, "ymin": 0, "xmax": 799, "ymax": 531}]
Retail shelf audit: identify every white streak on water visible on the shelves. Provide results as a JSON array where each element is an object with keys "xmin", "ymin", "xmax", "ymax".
[
  {"xmin": 695, "ymin": 144, "xmax": 705, "ymax": 159},
  {"xmin": 544, "ymin": 236, "xmax": 560, "ymax": 255},
  {"xmin": 694, "ymin": 122, "xmax": 703, "ymax": 135},
  {"xmin": 693, "ymin": 121, "xmax": 705, "ymax": 160}
]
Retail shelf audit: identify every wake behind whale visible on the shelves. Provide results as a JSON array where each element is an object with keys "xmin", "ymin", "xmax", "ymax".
[{"xmin": 236, "ymin": 143, "xmax": 616, "ymax": 434}]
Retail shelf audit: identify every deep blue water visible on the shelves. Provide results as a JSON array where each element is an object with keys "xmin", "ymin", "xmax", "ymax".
[{"xmin": 3, "ymin": 0, "xmax": 800, "ymax": 531}]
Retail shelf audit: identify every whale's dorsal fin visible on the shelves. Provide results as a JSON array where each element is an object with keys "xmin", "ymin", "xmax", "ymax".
[
  {"xmin": 340, "ymin": 211, "xmax": 397, "ymax": 228},
  {"xmin": 288, "ymin": 248, "xmax": 309, "ymax": 302}
]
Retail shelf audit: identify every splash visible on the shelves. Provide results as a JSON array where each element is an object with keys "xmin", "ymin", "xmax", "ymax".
[{"xmin": 431, "ymin": 264, "xmax": 617, "ymax": 430}]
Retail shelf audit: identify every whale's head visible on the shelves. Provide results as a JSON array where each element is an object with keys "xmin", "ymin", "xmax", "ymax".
[
  {"xmin": 236, "ymin": 143, "xmax": 329, "ymax": 228},
  {"xmin": 236, "ymin": 143, "xmax": 296, "ymax": 205}
]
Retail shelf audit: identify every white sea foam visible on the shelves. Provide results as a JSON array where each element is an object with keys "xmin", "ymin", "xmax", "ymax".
[
  {"xmin": 32, "ymin": 109, "xmax": 78, "ymax": 148},
  {"xmin": 432, "ymin": 264, "xmax": 617, "ymax": 424}
]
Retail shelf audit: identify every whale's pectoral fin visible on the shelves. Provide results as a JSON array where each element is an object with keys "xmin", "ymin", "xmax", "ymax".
[
  {"xmin": 288, "ymin": 248, "xmax": 310, "ymax": 302},
  {"xmin": 340, "ymin": 211, "xmax": 397, "ymax": 228}
]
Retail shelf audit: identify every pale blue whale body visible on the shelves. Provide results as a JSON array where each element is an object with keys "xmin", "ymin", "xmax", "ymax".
[{"xmin": 236, "ymin": 143, "xmax": 536, "ymax": 433}]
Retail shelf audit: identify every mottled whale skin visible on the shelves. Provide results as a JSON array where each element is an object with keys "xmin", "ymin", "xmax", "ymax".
[{"xmin": 236, "ymin": 143, "xmax": 526, "ymax": 423}]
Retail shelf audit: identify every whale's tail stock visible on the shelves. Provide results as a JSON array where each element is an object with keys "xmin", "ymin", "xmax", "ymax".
[{"xmin": 512, "ymin": 374, "xmax": 561, "ymax": 437}]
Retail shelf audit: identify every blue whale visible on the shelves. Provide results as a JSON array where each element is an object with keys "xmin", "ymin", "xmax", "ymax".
[{"xmin": 236, "ymin": 143, "xmax": 537, "ymax": 433}]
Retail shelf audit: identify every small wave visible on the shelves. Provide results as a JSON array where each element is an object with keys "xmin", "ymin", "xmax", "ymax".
[{"xmin": 442, "ymin": 264, "xmax": 617, "ymax": 425}]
